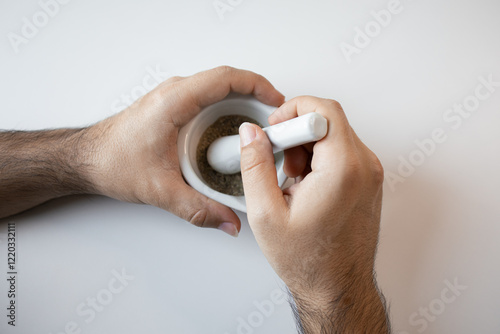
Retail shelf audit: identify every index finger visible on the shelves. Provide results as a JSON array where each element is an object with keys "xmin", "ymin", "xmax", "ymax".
[
  {"xmin": 167, "ymin": 66, "xmax": 285, "ymax": 125},
  {"xmin": 268, "ymin": 96, "xmax": 357, "ymax": 170}
]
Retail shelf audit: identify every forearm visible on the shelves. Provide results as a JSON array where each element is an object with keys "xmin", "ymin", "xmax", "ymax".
[
  {"xmin": 289, "ymin": 269, "xmax": 390, "ymax": 334},
  {"xmin": 0, "ymin": 129, "xmax": 96, "ymax": 218}
]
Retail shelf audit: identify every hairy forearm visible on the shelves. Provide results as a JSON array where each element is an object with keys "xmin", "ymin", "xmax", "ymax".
[
  {"xmin": 0, "ymin": 129, "xmax": 96, "ymax": 218},
  {"xmin": 289, "ymin": 268, "xmax": 391, "ymax": 334}
]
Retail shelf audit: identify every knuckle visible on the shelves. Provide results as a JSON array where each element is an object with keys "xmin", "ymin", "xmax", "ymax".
[
  {"xmin": 370, "ymin": 155, "xmax": 385, "ymax": 185},
  {"xmin": 290, "ymin": 96, "xmax": 344, "ymax": 115},
  {"xmin": 341, "ymin": 152, "xmax": 384, "ymax": 189},
  {"xmin": 241, "ymin": 159, "xmax": 268, "ymax": 180},
  {"xmin": 240, "ymin": 148, "xmax": 269, "ymax": 176},
  {"xmin": 164, "ymin": 76, "xmax": 183, "ymax": 84},
  {"xmin": 188, "ymin": 208, "xmax": 209, "ymax": 228},
  {"xmin": 215, "ymin": 65, "xmax": 235, "ymax": 76},
  {"xmin": 322, "ymin": 99, "xmax": 343, "ymax": 111},
  {"xmin": 142, "ymin": 177, "xmax": 166, "ymax": 206},
  {"xmin": 154, "ymin": 76, "xmax": 183, "ymax": 93},
  {"xmin": 290, "ymin": 95, "xmax": 312, "ymax": 104},
  {"xmin": 249, "ymin": 205, "xmax": 274, "ymax": 222},
  {"xmin": 141, "ymin": 88, "xmax": 164, "ymax": 107}
]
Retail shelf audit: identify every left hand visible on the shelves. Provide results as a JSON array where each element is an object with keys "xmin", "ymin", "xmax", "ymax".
[{"xmin": 80, "ymin": 66, "xmax": 285, "ymax": 236}]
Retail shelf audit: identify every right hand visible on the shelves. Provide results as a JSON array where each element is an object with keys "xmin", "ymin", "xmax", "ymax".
[{"xmin": 239, "ymin": 96, "xmax": 388, "ymax": 331}]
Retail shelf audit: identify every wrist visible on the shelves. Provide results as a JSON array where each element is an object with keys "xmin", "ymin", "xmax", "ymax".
[
  {"xmin": 287, "ymin": 262, "xmax": 390, "ymax": 333},
  {"xmin": 65, "ymin": 125, "xmax": 106, "ymax": 197},
  {"xmin": 288, "ymin": 260, "xmax": 375, "ymax": 308},
  {"xmin": 48, "ymin": 128, "xmax": 98, "ymax": 196},
  {"xmin": 285, "ymin": 244, "xmax": 376, "ymax": 299}
]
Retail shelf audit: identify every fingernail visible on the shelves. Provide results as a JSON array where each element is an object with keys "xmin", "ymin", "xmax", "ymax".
[
  {"xmin": 239, "ymin": 122, "xmax": 257, "ymax": 147},
  {"xmin": 217, "ymin": 222, "xmax": 239, "ymax": 238}
]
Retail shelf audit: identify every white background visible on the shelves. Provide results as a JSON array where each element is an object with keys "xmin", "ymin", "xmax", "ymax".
[{"xmin": 1, "ymin": 0, "xmax": 499, "ymax": 333}]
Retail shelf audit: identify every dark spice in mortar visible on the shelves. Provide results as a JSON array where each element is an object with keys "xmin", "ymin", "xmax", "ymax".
[{"xmin": 196, "ymin": 115, "xmax": 262, "ymax": 196}]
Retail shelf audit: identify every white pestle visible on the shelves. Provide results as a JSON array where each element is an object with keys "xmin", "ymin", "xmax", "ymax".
[{"xmin": 207, "ymin": 112, "xmax": 328, "ymax": 175}]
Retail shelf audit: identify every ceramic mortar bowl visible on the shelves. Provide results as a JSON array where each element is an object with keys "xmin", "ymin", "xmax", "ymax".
[{"xmin": 177, "ymin": 95, "xmax": 287, "ymax": 212}]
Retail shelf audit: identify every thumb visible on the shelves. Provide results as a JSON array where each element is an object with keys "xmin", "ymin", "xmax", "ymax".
[
  {"xmin": 239, "ymin": 123, "xmax": 286, "ymax": 220},
  {"xmin": 160, "ymin": 177, "xmax": 241, "ymax": 237}
]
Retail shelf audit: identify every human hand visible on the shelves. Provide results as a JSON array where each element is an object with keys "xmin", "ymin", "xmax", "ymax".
[
  {"xmin": 239, "ymin": 96, "xmax": 389, "ymax": 332},
  {"xmin": 81, "ymin": 66, "xmax": 285, "ymax": 236}
]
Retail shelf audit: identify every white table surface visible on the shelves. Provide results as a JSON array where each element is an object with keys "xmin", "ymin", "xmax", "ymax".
[{"xmin": 1, "ymin": 0, "xmax": 499, "ymax": 333}]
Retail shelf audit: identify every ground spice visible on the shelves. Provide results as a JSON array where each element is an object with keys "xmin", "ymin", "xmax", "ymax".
[{"xmin": 196, "ymin": 115, "xmax": 262, "ymax": 196}]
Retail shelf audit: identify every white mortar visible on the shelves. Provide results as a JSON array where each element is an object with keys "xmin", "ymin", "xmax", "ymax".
[{"xmin": 177, "ymin": 95, "xmax": 287, "ymax": 212}]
